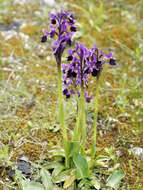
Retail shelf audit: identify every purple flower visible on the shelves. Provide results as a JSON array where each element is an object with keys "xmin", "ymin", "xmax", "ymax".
[
  {"xmin": 62, "ymin": 42, "xmax": 91, "ymax": 102},
  {"xmin": 84, "ymin": 92, "xmax": 91, "ymax": 103},
  {"xmin": 88, "ymin": 44, "xmax": 116, "ymax": 78},
  {"xmin": 91, "ymin": 68, "xmax": 99, "ymax": 77},
  {"xmin": 70, "ymin": 26, "xmax": 77, "ymax": 32},
  {"xmin": 62, "ymin": 43, "xmax": 116, "ymax": 102},
  {"xmin": 109, "ymin": 57, "xmax": 116, "ymax": 65},
  {"xmin": 63, "ymin": 88, "xmax": 68, "ymax": 95},
  {"xmin": 40, "ymin": 10, "xmax": 116, "ymax": 103},
  {"xmin": 41, "ymin": 35, "xmax": 47, "ymax": 43},
  {"xmin": 41, "ymin": 10, "xmax": 77, "ymax": 61},
  {"xmin": 67, "ymin": 55, "xmax": 73, "ymax": 61},
  {"xmin": 51, "ymin": 18, "xmax": 56, "ymax": 25}
]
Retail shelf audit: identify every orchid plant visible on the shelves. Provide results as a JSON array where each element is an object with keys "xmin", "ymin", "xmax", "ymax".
[
  {"xmin": 38, "ymin": 9, "xmax": 125, "ymax": 189},
  {"xmin": 41, "ymin": 10, "xmax": 77, "ymax": 167},
  {"xmin": 62, "ymin": 42, "xmax": 116, "ymax": 166}
]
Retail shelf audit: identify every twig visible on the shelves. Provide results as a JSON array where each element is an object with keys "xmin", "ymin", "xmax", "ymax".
[{"xmin": 0, "ymin": 180, "xmax": 16, "ymax": 189}]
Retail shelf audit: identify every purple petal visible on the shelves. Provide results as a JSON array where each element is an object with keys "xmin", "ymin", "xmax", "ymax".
[
  {"xmin": 109, "ymin": 57, "xmax": 116, "ymax": 65},
  {"xmin": 43, "ymin": 29, "xmax": 49, "ymax": 35},
  {"xmin": 41, "ymin": 35, "xmax": 47, "ymax": 43}
]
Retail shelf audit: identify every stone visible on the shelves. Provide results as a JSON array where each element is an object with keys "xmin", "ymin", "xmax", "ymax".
[
  {"xmin": 9, "ymin": 160, "xmax": 31, "ymax": 179},
  {"xmin": 130, "ymin": 147, "xmax": 143, "ymax": 159}
]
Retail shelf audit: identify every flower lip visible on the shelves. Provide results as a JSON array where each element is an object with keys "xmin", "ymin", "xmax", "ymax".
[
  {"xmin": 67, "ymin": 69, "xmax": 72, "ymax": 78},
  {"xmin": 70, "ymin": 26, "xmax": 77, "ymax": 32},
  {"xmin": 71, "ymin": 71, "xmax": 77, "ymax": 78},
  {"xmin": 63, "ymin": 88, "xmax": 68, "ymax": 95},
  {"xmin": 91, "ymin": 68, "xmax": 99, "ymax": 77},
  {"xmin": 50, "ymin": 31, "xmax": 55, "ymax": 38},
  {"xmin": 96, "ymin": 60, "xmax": 102, "ymax": 64},
  {"xmin": 41, "ymin": 35, "xmax": 47, "ymax": 43},
  {"xmin": 66, "ymin": 94, "xmax": 70, "ymax": 99},
  {"xmin": 109, "ymin": 57, "xmax": 116, "ymax": 65},
  {"xmin": 67, "ymin": 55, "xmax": 73, "ymax": 61},
  {"xmin": 72, "ymin": 62, "xmax": 76, "ymax": 67},
  {"xmin": 86, "ymin": 97, "xmax": 91, "ymax": 103},
  {"xmin": 51, "ymin": 19, "xmax": 56, "ymax": 24}
]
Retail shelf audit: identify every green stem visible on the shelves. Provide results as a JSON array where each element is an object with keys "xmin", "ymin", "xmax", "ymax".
[
  {"xmin": 81, "ymin": 87, "xmax": 86, "ymax": 155},
  {"xmin": 57, "ymin": 64, "xmax": 68, "ymax": 167},
  {"xmin": 73, "ymin": 96, "xmax": 82, "ymax": 142},
  {"xmin": 90, "ymin": 78, "xmax": 99, "ymax": 169},
  {"xmin": 93, "ymin": 79, "xmax": 99, "ymax": 145}
]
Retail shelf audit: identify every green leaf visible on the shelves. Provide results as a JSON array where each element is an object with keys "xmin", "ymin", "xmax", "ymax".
[
  {"xmin": 78, "ymin": 179, "xmax": 89, "ymax": 188},
  {"xmin": 66, "ymin": 141, "xmax": 80, "ymax": 158},
  {"xmin": 63, "ymin": 175, "xmax": 76, "ymax": 189},
  {"xmin": 78, "ymin": 179, "xmax": 92, "ymax": 189},
  {"xmin": 40, "ymin": 169, "xmax": 53, "ymax": 190},
  {"xmin": 52, "ymin": 164, "xmax": 65, "ymax": 178},
  {"xmin": 106, "ymin": 170, "xmax": 125, "ymax": 189},
  {"xmin": 23, "ymin": 181, "xmax": 44, "ymax": 190},
  {"xmin": 95, "ymin": 155, "xmax": 110, "ymax": 161},
  {"xmin": 95, "ymin": 155, "xmax": 110, "ymax": 167},
  {"xmin": 73, "ymin": 154, "xmax": 89, "ymax": 179},
  {"xmin": 48, "ymin": 148, "xmax": 65, "ymax": 158},
  {"xmin": 52, "ymin": 169, "xmax": 74, "ymax": 183},
  {"xmin": 90, "ymin": 176, "xmax": 100, "ymax": 190},
  {"xmin": 43, "ymin": 162, "xmax": 64, "ymax": 170}
]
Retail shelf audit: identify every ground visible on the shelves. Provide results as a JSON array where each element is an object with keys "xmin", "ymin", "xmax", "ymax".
[{"xmin": 0, "ymin": 0, "xmax": 143, "ymax": 189}]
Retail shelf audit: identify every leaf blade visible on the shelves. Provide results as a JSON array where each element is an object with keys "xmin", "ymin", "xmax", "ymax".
[
  {"xmin": 23, "ymin": 181, "xmax": 44, "ymax": 190},
  {"xmin": 106, "ymin": 170, "xmax": 125, "ymax": 188},
  {"xmin": 40, "ymin": 169, "xmax": 53, "ymax": 190},
  {"xmin": 73, "ymin": 154, "xmax": 89, "ymax": 179}
]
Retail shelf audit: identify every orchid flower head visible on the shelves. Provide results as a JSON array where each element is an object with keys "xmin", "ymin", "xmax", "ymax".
[{"xmin": 41, "ymin": 10, "xmax": 77, "ymax": 59}]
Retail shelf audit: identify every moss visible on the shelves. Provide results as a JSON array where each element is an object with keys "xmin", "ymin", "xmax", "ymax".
[
  {"xmin": 20, "ymin": 24, "xmax": 41, "ymax": 36},
  {"xmin": 0, "ymin": 0, "xmax": 142, "ymax": 188}
]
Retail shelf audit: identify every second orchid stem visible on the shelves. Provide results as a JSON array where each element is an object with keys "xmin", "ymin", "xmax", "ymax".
[
  {"xmin": 57, "ymin": 64, "xmax": 68, "ymax": 167},
  {"xmin": 90, "ymin": 78, "xmax": 99, "ymax": 169},
  {"xmin": 73, "ymin": 96, "xmax": 81, "ymax": 142},
  {"xmin": 81, "ymin": 87, "xmax": 86, "ymax": 156}
]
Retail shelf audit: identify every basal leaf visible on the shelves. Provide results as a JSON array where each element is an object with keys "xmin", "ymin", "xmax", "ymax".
[
  {"xmin": 23, "ymin": 181, "xmax": 44, "ymax": 190},
  {"xmin": 66, "ymin": 141, "xmax": 80, "ymax": 158},
  {"xmin": 78, "ymin": 179, "xmax": 87, "ymax": 188},
  {"xmin": 52, "ymin": 164, "xmax": 65, "ymax": 178},
  {"xmin": 40, "ymin": 169, "xmax": 53, "ymax": 190},
  {"xmin": 90, "ymin": 176, "xmax": 100, "ymax": 190},
  {"xmin": 63, "ymin": 175, "xmax": 76, "ymax": 189},
  {"xmin": 73, "ymin": 154, "xmax": 89, "ymax": 179},
  {"xmin": 95, "ymin": 155, "xmax": 110, "ymax": 167},
  {"xmin": 52, "ymin": 169, "xmax": 74, "ymax": 183},
  {"xmin": 106, "ymin": 170, "xmax": 125, "ymax": 189},
  {"xmin": 43, "ymin": 162, "xmax": 63, "ymax": 170},
  {"xmin": 48, "ymin": 148, "xmax": 65, "ymax": 158}
]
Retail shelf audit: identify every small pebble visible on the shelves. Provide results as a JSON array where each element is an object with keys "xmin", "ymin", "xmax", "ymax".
[
  {"xmin": 9, "ymin": 161, "xmax": 31, "ymax": 179},
  {"xmin": 130, "ymin": 147, "xmax": 143, "ymax": 159}
]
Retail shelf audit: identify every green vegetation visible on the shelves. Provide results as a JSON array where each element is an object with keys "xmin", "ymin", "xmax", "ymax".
[{"xmin": 0, "ymin": 0, "xmax": 142, "ymax": 189}]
